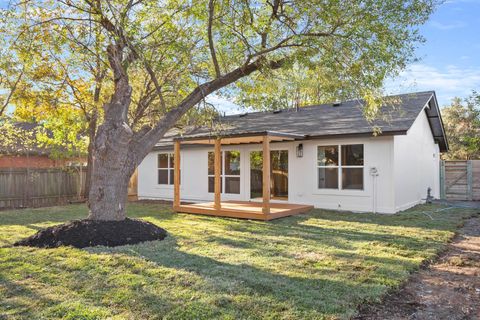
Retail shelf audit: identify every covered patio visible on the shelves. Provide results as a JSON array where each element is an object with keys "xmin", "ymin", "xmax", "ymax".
[{"xmin": 172, "ymin": 131, "xmax": 313, "ymax": 220}]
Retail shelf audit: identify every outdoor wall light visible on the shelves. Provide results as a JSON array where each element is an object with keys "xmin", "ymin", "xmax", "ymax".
[{"xmin": 296, "ymin": 143, "xmax": 303, "ymax": 158}]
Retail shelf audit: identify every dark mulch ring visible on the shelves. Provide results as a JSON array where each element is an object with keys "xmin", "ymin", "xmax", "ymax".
[{"xmin": 14, "ymin": 218, "xmax": 167, "ymax": 248}]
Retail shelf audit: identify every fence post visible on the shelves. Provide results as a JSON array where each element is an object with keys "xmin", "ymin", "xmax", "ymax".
[
  {"xmin": 78, "ymin": 165, "xmax": 83, "ymax": 199},
  {"xmin": 23, "ymin": 168, "xmax": 29, "ymax": 208},
  {"xmin": 64, "ymin": 169, "xmax": 68, "ymax": 204},
  {"xmin": 439, "ymin": 160, "xmax": 445, "ymax": 200},
  {"xmin": 467, "ymin": 160, "xmax": 473, "ymax": 201}
]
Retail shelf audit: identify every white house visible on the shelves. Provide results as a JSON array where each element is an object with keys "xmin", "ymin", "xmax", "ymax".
[{"xmin": 137, "ymin": 91, "xmax": 447, "ymax": 217}]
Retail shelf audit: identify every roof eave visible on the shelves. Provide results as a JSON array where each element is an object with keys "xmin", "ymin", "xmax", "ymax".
[
  {"xmin": 306, "ymin": 130, "xmax": 406, "ymax": 140},
  {"xmin": 173, "ymin": 130, "xmax": 306, "ymax": 143},
  {"xmin": 431, "ymin": 92, "xmax": 449, "ymax": 152}
]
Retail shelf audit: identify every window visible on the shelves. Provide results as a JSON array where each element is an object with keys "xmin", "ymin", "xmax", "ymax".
[
  {"xmin": 317, "ymin": 144, "xmax": 363, "ymax": 190},
  {"xmin": 208, "ymin": 151, "xmax": 240, "ymax": 194},
  {"xmin": 158, "ymin": 153, "xmax": 176, "ymax": 185},
  {"xmin": 341, "ymin": 144, "xmax": 364, "ymax": 190},
  {"xmin": 317, "ymin": 146, "xmax": 339, "ymax": 189}
]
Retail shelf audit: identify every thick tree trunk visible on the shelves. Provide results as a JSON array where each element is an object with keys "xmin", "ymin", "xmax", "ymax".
[
  {"xmin": 87, "ymin": 122, "xmax": 136, "ymax": 220},
  {"xmin": 87, "ymin": 43, "xmax": 135, "ymax": 221}
]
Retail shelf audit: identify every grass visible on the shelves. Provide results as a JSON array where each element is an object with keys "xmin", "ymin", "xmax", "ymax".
[{"xmin": 0, "ymin": 203, "xmax": 477, "ymax": 320}]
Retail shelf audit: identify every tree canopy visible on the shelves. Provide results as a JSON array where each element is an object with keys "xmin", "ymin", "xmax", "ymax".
[
  {"xmin": 442, "ymin": 91, "xmax": 480, "ymax": 160},
  {"xmin": 1, "ymin": 0, "xmax": 435, "ymax": 124}
]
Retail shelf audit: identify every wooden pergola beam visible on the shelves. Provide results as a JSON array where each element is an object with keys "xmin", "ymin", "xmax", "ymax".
[
  {"xmin": 173, "ymin": 140, "xmax": 181, "ymax": 208},
  {"xmin": 214, "ymin": 138, "xmax": 221, "ymax": 211},
  {"xmin": 173, "ymin": 131, "xmax": 305, "ymax": 146},
  {"xmin": 262, "ymin": 135, "xmax": 270, "ymax": 215}
]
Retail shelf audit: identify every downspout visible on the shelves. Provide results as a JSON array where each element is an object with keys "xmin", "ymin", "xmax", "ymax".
[{"xmin": 370, "ymin": 167, "xmax": 379, "ymax": 213}]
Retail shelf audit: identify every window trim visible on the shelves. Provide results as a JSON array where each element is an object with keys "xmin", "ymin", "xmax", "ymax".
[
  {"xmin": 208, "ymin": 150, "xmax": 241, "ymax": 194},
  {"xmin": 157, "ymin": 152, "xmax": 175, "ymax": 186},
  {"xmin": 316, "ymin": 144, "xmax": 365, "ymax": 192},
  {"xmin": 316, "ymin": 145, "xmax": 339, "ymax": 190}
]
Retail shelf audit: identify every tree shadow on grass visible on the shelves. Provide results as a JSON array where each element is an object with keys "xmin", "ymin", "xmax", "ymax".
[
  {"xmin": 290, "ymin": 204, "xmax": 479, "ymax": 232},
  {"xmin": 91, "ymin": 239, "xmax": 383, "ymax": 319},
  {"xmin": 0, "ymin": 203, "xmax": 177, "ymax": 227},
  {"xmin": 0, "ymin": 246, "xmax": 178, "ymax": 319},
  {"xmin": 0, "ymin": 273, "xmax": 57, "ymax": 319},
  {"xmin": 221, "ymin": 216, "xmax": 449, "ymax": 255},
  {"xmin": 179, "ymin": 222, "xmax": 440, "ymax": 281},
  {"xmin": 0, "ymin": 206, "xmax": 86, "ymax": 227}
]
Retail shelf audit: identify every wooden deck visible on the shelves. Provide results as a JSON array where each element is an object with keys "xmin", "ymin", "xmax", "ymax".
[{"xmin": 174, "ymin": 200, "xmax": 313, "ymax": 221}]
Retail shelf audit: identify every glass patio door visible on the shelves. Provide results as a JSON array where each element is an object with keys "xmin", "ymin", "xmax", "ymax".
[{"xmin": 250, "ymin": 150, "xmax": 288, "ymax": 200}]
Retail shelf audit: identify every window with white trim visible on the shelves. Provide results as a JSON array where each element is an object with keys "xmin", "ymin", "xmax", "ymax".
[
  {"xmin": 317, "ymin": 144, "xmax": 364, "ymax": 190},
  {"xmin": 157, "ymin": 153, "xmax": 175, "ymax": 185},
  {"xmin": 208, "ymin": 151, "xmax": 240, "ymax": 194}
]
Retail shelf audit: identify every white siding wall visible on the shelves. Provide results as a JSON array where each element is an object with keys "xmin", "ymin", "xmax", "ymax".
[
  {"xmin": 138, "ymin": 135, "xmax": 398, "ymax": 213},
  {"xmin": 292, "ymin": 137, "xmax": 395, "ymax": 213},
  {"xmin": 393, "ymin": 109, "xmax": 440, "ymax": 211}
]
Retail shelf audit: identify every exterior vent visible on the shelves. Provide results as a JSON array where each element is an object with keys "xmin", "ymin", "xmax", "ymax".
[{"xmin": 332, "ymin": 102, "xmax": 342, "ymax": 107}]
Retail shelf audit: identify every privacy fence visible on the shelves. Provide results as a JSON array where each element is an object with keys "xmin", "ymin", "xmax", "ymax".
[
  {"xmin": 440, "ymin": 160, "xmax": 480, "ymax": 201},
  {"xmin": 2, "ymin": 161, "xmax": 477, "ymax": 209},
  {"xmin": 0, "ymin": 167, "xmax": 86, "ymax": 209}
]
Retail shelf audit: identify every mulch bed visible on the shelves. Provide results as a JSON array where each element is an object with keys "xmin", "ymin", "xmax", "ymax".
[{"xmin": 14, "ymin": 218, "xmax": 167, "ymax": 248}]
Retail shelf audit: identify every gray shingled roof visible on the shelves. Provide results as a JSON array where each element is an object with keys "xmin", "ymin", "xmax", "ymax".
[{"xmin": 156, "ymin": 91, "xmax": 448, "ymax": 151}]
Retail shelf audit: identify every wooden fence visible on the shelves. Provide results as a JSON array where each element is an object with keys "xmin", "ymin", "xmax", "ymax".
[
  {"xmin": 0, "ymin": 167, "xmax": 86, "ymax": 209},
  {"xmin": 440, "ymin": 160, "xmax": 480, "ymax": 201},
  {"xmin": 128, "ymin": 169, "xmax": 138, "ymax": 201}
]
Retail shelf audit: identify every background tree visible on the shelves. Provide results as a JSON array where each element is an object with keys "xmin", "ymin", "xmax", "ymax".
[
  {"xmin": 1, "ymin": 0, "xmax": 436, "ymax": 222},
  {"xmin": 442, "ymin": 91, "xmax": 480, "ymax": 160},
  {"xmin": 233, "ymin": 63, "xmax": 345, "ymax": 111},
  {"xmin": 3, "ymin": 8, "xmax": 111, "ymax": 195},
  {"xmin": 0, "ymin": 116, "xmax": 88, "ymax": 159},
  {"xmin": 0, "ymin": 120, "xmax": 37, "ymax": 155},
  {"xmin": 0, "ymin": 7, "xmax": 33, "ymax": 116}
]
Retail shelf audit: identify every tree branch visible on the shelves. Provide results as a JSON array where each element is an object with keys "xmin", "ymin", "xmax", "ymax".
[
  {"xmin": 133, "ymin": 58, "xmax": 285, "ymax": 162},
  {"xmin": 0, "ymin": 68, "xmax": 24, "ymax": 116},
  {"xmin": 208, "ymin": 0, "xmax": 221, "ymax": 77}
]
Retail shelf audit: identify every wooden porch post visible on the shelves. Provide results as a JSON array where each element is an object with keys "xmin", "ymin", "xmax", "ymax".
[
  {"xmin": 173, "ymin": 140, "xmax": 181, "ymax": 208},
  {"xmin": 214, "ymin": 138, "xmax": 221, "ymax": 211},
  {"xmin": 262, "ymin": 135, "xmax": 270, "ymax": 215}
]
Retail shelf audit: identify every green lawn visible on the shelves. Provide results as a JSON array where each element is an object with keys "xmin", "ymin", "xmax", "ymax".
[{"xmin": 0, "ymin": 203, "xmax": 477, "ymax": 320}]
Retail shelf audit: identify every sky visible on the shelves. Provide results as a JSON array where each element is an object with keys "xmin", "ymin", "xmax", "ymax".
[{"xmin": 385, "ymin": 0, "xmax": 480, "ymax": 108}]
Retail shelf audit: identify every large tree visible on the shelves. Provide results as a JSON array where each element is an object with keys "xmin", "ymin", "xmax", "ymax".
[
  {"xmin": 2, "ymin": 0, "xmax": 435, "ymax": 221},
  {"xmin": 442, "ymin": 91, "xmax": 480, "ymax": 160}
]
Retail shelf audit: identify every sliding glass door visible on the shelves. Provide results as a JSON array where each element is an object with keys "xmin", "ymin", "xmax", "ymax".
[{"xmin": 250, "ymin": 150, "xmax": 288, "ymax": 200}]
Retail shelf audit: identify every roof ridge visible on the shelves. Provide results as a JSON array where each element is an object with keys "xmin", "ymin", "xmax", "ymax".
[{"xmin": 220, "ymin": 90, "xmax": 435, "ymax": 118}]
